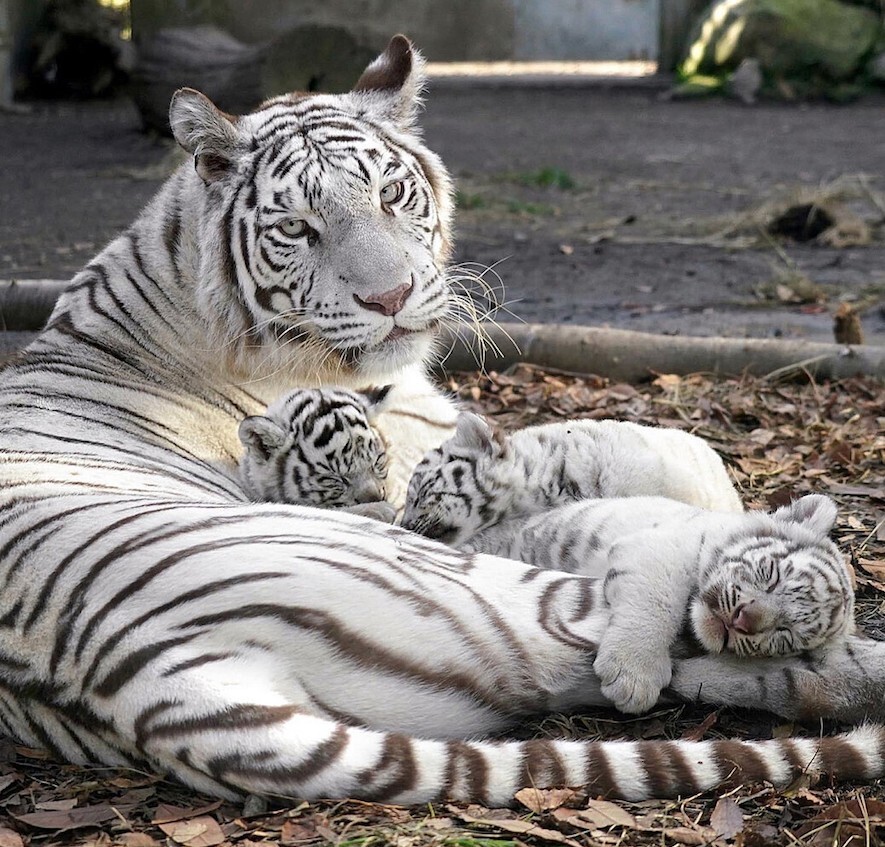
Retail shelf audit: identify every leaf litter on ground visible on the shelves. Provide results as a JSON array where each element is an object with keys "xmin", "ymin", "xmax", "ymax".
[{"xmin": 0, "ymin": 365, "xmax": 882, "ymax": 845}]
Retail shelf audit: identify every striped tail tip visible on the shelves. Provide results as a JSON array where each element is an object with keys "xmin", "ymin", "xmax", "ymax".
[{"xmin": 453, "ymin": 727, "xmax": 885, "ymax": 805}]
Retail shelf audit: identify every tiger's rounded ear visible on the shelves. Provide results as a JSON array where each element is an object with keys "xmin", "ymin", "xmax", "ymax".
[
  {"xmin": 359, "ymin": 384, "xmax": 394, "ymax": 414},
  {"xmin": 169, "ymin": 88, "xmax": 242, "ymax": 183},
  {"xmin": 351, "ymin": 34, "xmax": 425, "ymax": 130},
  {"xmin": 238, "ymin": 416, "xmax": 287, "ymax": 462},
  {"xmin": 773, "ymin": 494, "xmax": 837, "ymax": 537},
  {"xmin": 452, "ymin": 412, "xmax": 502, "ymax": 456}
]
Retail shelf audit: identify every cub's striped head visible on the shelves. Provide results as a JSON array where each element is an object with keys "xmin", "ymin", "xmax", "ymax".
[
  {"xmin": 691, "ymin": 495, "xmax": 854, "ymax": 658},
  {"xmin": 168, "ymin": 35, "xmax": 454, "ymax": 381},
  {"xmin": 401, "ymin": 412, "xmax": 507, "ymax": 545},
  {"xmin": 238, "ymin": 386, "xmax": 391, "ymax": 507}
]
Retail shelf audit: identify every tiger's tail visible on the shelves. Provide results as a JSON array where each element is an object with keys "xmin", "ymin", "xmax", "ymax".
[{"xmin": 142, "ymin": 709, "xmax": 885, "ymax": 805}]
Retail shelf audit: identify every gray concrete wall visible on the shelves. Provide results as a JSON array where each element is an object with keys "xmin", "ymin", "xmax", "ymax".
[{"xmin": 513, "ymin": 0, "xmax": 659, "ymax": 61}]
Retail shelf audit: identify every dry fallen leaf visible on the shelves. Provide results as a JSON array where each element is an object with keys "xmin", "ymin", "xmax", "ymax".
[
  {"xmin": 576, "ymin": 799, "xmax": 637, "ymax": 830},
  {"xmin": 652, "ymin": 373, "xmax": 682, "ymax": 390},
  {"xmin": 280, "ymin": 817, "xmax": 320, "ymax": 844},
  {"xmin": 681, "ymin": 710, "xmax": 719, "ymax": 742},
  {"xmin": 0, "ymin": 828, "xmax": 24, "ymax": 847},
  {"xmin": 34, "ymin": 798, "xmax": 78, "ymax": 811},
  {"xmin": 859, "ymin": 560, "xmax": 885, "ymax": 583},
  {"xmin": 157, "ymin": 816, "xmax": 225, "ymax": 847},
  {"xmin": 14, "ymin": 804, "xmax": 117, "ymax": 832},
  {"xmin": 152, "ymin": 801, "xmax": 223, "ymax": 825},
  {"xmin": 455, "ymin": 809, "xmax": 582, "ymax": 847},
  {"xmin": 661, "ymin": 824, "xmax": 719, "ymax": 844},
  {"xmin": 796, "ymin": 798, "xmax": 885, "ymax": 847},
  {"xmin": 116, "ymin": 834, "xmax": 159, "ymax": 847},
  {"xmin": 514, "ymin": 786, "xmax": 583, "ymax": 813},
  {"xmin": 710, "ymin": 797, "xmax": 743, "ymax": 840},
  {"xmin": 14, "ymin": 746, "xmax": 49, "ymax": 760}
]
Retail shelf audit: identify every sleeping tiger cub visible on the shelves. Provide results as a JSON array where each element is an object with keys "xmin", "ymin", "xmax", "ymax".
[
  {"xmin": 401, "ymin": 410, "xmax": 743, "ymax": 547},
  {"xmin": 410, "ymin": 491, "xmax": 853, "ymax": 712},
  {"xmin": 238, "ymin": 386, "xmax": 397, "ymax": 523}
]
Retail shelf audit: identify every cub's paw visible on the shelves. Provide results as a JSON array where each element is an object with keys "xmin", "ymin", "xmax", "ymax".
[
  {"xmin": 342, "ymin": 502, "xmax": 398, "ymax": 523},
  {"xmin": 594, "ymin": 641, "xmax": 672, "ymax": 714}
]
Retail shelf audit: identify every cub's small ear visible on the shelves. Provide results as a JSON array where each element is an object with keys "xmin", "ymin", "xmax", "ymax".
[
  {"xmin": 351, "ymin": 34, "xmax": 425, "ymax": 130},
  {"xmin": 453, "ymin": 412, "xmax": 502, "ymax": 456},
  {"xmin": 169, "ymin": 87, "xmax": 242, "ymax": 183},
  {"xmin": 238, "ymin": 416, "xmax": 286, "ymax": 461},
  {"xmin": 359, "ymin": 384, "xmax": 394, "ymax": 414},
  {"xmin": 773, "ymin": 494, "xmax": 837, "ymax": 537}
]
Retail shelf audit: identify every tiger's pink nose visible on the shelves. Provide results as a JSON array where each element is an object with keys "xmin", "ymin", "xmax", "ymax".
[{"xmin": 353, "ymin": 281, "xmax": 413, "ymax": 317}]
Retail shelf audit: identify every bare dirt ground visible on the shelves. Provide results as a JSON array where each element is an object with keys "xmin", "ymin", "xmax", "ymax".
[{"xmin": 1, "ymin": 83, "xmax": 884, "ymax": 344}]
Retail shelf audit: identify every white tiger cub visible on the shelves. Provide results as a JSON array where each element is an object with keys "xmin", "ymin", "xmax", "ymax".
[
  {"xmin": 425, "ymin": 493, "xmax": 855, "ymax": 713},
  {"xmin": 401, "ymin": 411, "xmax": 742, "ymax": 546},
  {"xmin": 238, "ymin": 386, "xmax": 397, "ymax": 523}
]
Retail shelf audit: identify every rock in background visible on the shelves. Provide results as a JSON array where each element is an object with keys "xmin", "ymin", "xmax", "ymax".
[
  {"xmin": 262, "ymin": 25, "xmax": 377, "ymax": 97},
  {"xmin": 676, "ymin": 0, "xmax": 883, "ymax": 100},
  {"xmin": 130, "ymin": 25, "xmax": 264, "ymax": 134},
  {"xmin": 129, "ymin": 21, "xmax": 377, "ymax": 134}
]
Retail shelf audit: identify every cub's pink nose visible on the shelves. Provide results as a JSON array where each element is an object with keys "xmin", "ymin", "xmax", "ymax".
[
  {"xmin": 353, "ymin": 281, "xmax": 413, "ymax": 317},
  {"xmin": 731, "ymin": 605, "xmax": 755, "ymax": 634}
]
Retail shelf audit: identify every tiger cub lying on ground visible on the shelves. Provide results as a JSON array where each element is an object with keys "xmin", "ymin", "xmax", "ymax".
[
  {"xmin": 409, "ymin": 489, "xmax": 854, "ymax": 711},
  {"xmin": 238, "ymin": 386, "xmax": 397, "ymax": 523},
  {"xmin": 400, "ymin": 413, "xmax": 854, "ymax": 712},
  {"xmin": 401, "ymin": 410, "xmax": 743, "ymax": 547}
]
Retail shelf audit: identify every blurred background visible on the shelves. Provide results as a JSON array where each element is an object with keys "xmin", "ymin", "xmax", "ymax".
[{"xmin": 1, "ymin": 0, "xmax": 884, "ymax": 345}]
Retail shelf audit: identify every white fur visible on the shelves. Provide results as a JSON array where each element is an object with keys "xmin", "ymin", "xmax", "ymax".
[{"xmin": 456, "ymin": 495, "xmax": 854, "ymax": 713}]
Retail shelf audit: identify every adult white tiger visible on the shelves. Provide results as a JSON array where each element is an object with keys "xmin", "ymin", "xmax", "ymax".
[{"xmin": 0, "ymin": 35, "xmax": 884, "ymax": 806}]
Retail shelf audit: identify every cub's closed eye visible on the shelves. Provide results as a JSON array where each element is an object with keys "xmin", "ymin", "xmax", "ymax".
[
  {"xmin": 380, "ymin": 181, "xmax": 405, "ymax": 206},
  {"xmin": 277, "ymin": 218, "xmax": 310, "ymax": 238}
]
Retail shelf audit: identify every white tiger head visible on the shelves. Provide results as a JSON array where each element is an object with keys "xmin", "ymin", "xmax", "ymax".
[
  {"xmin": 691, "ymin": 494, "xmax": 854, "ymax": 657},
  {"xmin": 168, "ymin": 35, "xmax": 454, "ymax": 382},
  {"xmin": 238, "ymin": 386, "xmax": 391, "ymax": 507},
  {"xmin": 401, "ymin": 412, "xmax": 508, "ymax": 545}
]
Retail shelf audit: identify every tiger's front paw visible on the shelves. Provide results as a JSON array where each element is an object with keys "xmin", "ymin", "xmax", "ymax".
[
  {"xmin": 342, "ymin": 502, "xmax": 397, "ymax": 523},
  {"xmin": 593, "ymin": 641, "xmax": 672, "ymax": 714}
]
